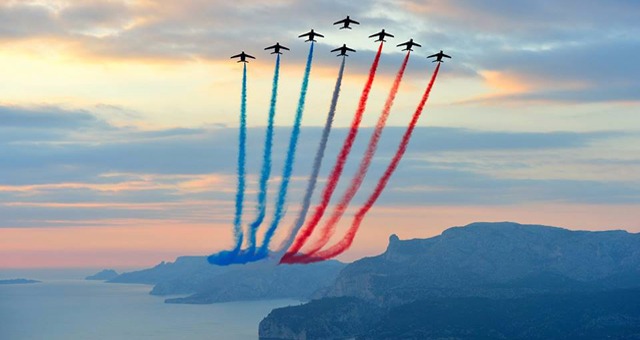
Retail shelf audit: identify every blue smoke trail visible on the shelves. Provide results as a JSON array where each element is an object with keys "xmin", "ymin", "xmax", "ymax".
[
  {"xmin": 234, "ymin": 55, "xmax": 281, "ymax": 264},
  {"xmin": 254, "ymin": 43, "xmax": 315, "ymax": 260},
  {"xmin": 276, "ymin": 56, "xmax": 346, "ymax": 258},
  {"xmin": 208, "ymin": 63, "xmax": 247, "ymax": 266}
]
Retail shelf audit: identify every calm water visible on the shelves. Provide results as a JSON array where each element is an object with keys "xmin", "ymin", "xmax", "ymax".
[{"xmin": 0, "ymin": 280, "xmax": 299, "ymax": 339}]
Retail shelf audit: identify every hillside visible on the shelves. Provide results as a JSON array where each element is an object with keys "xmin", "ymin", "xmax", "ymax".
[
  {"xmin": 109, "ymin": 255, "xmax": 345, "ymax": 303},
  {"xmin": 165, "ymin": 260, "xmax": 344, "ymax": 304},
  {"xmin": 261, "ymin": 289, "xmax": 640, "ymax": 339},
  {"xmin": 260, "ymin": 222, "xmax": 640, "ymax": 339},
  {"xmin": 326, "ymin": 222, "xmax": 640, "ymax": 305},
  {"xmin": 108, "ymin": 256, "xmax": 221, "ymax": 288},
  {"xmin": 85, "ymin": 269, "xmax": 119, "ymax": 281}
]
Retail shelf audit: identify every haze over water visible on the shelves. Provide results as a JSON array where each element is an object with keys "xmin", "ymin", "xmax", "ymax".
[{"xmin": 0, "ymin": 276, "xmax": 298, "ymax": 340}]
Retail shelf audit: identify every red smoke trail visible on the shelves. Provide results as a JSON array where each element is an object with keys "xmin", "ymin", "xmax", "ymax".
[
  {"xmin": 297, "ymin": 63, "xmax": 441, "ymax": 264},
  {"xmin": 290, "ymin": 51, "xmax": 412, "ymax": 262},
  {"xmin": 280, "ymin": 42, "xmax": 384, "ymax": 264}
]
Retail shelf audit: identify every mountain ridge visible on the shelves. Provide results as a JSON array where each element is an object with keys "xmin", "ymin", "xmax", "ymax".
[
  {"xmin": 108, "ymin": 255, "xmax": 345, "ymax": 303},
  {"xmin": 324, "ymin": 221, "xmax": 640, "ymax": 305},
  {"xmin": 260, "ymin": 221, "xmax": 640, "ymax": 339}
]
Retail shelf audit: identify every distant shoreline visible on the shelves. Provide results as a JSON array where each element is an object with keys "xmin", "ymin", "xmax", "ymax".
[{"xmin": 0, "ymin": 278, "xmax": 41, "ymax": 285}]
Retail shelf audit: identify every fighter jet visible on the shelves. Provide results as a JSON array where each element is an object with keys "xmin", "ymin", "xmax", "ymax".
[
  {"xmin": 264, "ymin": 42, "xmax": 290, "ymax": 55},
  {"xmin": 397, "ymin": 38, "xmax": 421, "ymax": 51},
  {"xmin": 331, "ymin": 44, "xmax": 356, "ymax": 57},
  {"xmin": 427, "ymin": 50, "xmax": 452, "ymax": 63},
  {"xmin": 333, "ymin": 16, "xmax": 360, "ymax": 29},
  {"xmin": 298, "ymin": 29, "xmax": 324, "ymax": 42},
  {"xmin": 230, "ymin": 51, "xmax": 255, "ymax": 63},
  {"xmin": 369, "ymin": 29, "xmax": 394, "ymax": 42}
]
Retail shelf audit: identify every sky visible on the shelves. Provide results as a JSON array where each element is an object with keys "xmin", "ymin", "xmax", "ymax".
[{"xmin": 1, "ymin": 0, "xmax": 639, "ymax": 269}]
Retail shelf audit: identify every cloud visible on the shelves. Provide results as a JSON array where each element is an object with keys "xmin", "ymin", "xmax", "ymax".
[
  {"xmin": 1, "ymin": 105, "xmax": 638, "ymax": 228},
  {"xmin": 0, "ymin": 1, "xmax": 59, "ymax": 38},
  {"xmin": 399, "ymin": 0, "xmax": 640, "ymax": 39},
  {"xmin": 0, "ymin": 105, "xmax": 620, "ymax": 182},
  {"xmin": 58, "ymin": 0, "xmax": 133, "ymax": 32},
  {"xmin": 0, "ymin": 105, "xmax": 105, "ymax": 129},
  {"xmin": 0, "ymin": 105, "xmax": 114, "ymax": 144},
  {"xmin": 395, "ymin": 0, "xmax": 640, "ymax": 103},
  {"xmin": 466, "ymin": 39, "xmax": 640, "ymax": 103},
  {"xmin": 381, "ymin": 165, "xmax": 640, "ymax": 206},
  {"xmin": 0, "ymin": 0, "xmax": 637, "ymax": 101}
]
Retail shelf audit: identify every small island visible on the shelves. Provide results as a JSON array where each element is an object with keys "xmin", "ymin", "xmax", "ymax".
[
  {"xmin": 85, "ymin": 269, "xmax": 119, "ymax": 281},
  {"xmin": 0, "ymin": 278, "xmax": 41, "ymax": 285}
]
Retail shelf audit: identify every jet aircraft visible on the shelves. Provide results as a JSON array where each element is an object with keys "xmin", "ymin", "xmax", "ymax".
[
  {"xmin": 264, "ymin": 42, "xmax": 290, "ymax": 55},
  {"xmin": 331, "ymin": 44, "xmax": 356, "ymax": 57},
  {"xmin": 333, "ymin": 16, "xmax": 360, "ymax": 29},
  {"xmin": 298, "ymin": 29, "xmax": 325, "ymax": 42},
  {"xmin": 230, "ymin": 51, "xmax": 255, "ymax": 63},
  {"xmin": 427, "ymin": 50, "xmax": 452, "ymax": 63},
  {"xmin": 369, "ymin": 29, "xmax": 394, "ymax": 42},
  {"xmin": 397, "ymin": 38, "xmax": 421, "ymax": 51}
]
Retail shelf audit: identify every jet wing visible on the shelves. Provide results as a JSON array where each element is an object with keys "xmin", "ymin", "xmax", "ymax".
[
  {"xmin": 264, "ymin": 44, "xmax": 277, "ymax": 50},
  {"xmin": 349, "ymin": 18, "xmax": 360, "ymax": 24},
  {"xmin": 397, "ymin": 42, "xmax": 408, "ymax": 47},
  {"xmin": 230, "ymin": 53, "xmax": 242, "ymax": 59},
  {"xmin": 442, "ymin": 53, "xmax": 451, "ymax": 58},
  {"xmin": 315, "ymin": 32, "xmax": 325, "ymax": 37},
  {"xmin": 246, "ymin": 54, "xmax": 255, "ymax": 59},
  {"xmin": 384, "ymin": 32, "xmax": 395, "ymax": 37},
  {"xmin": 330, "ymin": 47, "xmax": 342, "ymax": 52},
  {"xmin": 281, "ymin": 45, "xmax": 290, "ymax": 50},
  {"xmin": 333, "ymin": 18, "xmax": 347, "ymax": 25},
  {"xmin": 298, "ymin": 32, "xmax": 310, "ymax": 38},
  {"xmin": 414, "ymin": 42, "xmax": 422, "ymax": 47},
  {"xmin": 369, "ymin": 32, "xmax": 380, "ymax": 38},
  {"xmin": 346, "ymin": 47, "xmax": 356, "ymax": 52},
  {"xmin": 427, "ymin": 53, "xmax": 438, "ymax": 58}
]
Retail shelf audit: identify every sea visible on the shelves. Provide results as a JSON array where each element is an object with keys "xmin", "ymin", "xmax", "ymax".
[{"xmin": 0, "ymin": 270, "xmax": 300, "ymax": 340}]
